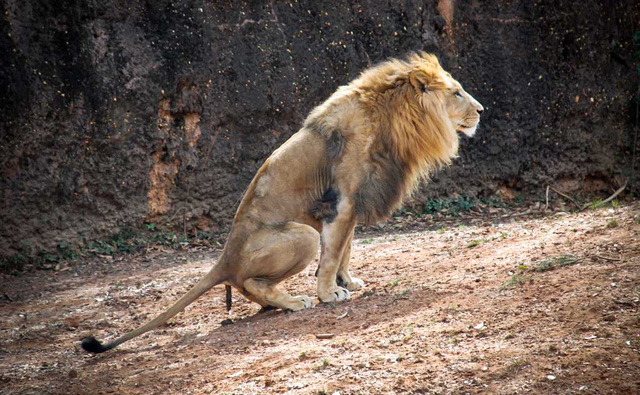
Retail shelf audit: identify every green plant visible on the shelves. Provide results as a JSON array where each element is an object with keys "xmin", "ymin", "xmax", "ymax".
[
  {"xmin": 422, "ymin": 196, "xmax": 476, "ymax": 216},
  {"xmin": 466, "ymin": 239, "xmax": 482, "ymax": 248},
  {"xmin": 479, "ymin": 196, "xmax": 507, "ymax": 208},
  {"xmin": 0, "ymin": 253, "xmax": 29, "ymax": 272},
  {"xmin": 85, "ymin": 228, "xmax": 140, "ymax": 256},
  {"xmin": 503, "ymin": 275, "xmax": 526, "ymax": 288},
  {"xmin": 588, "ymin": 198, "xmax": 622, "ymax": 210},
  {"xmin": 314, "ymin": 359, "xmax": 330, "ymax": 371},
  {"xmin": 56, "ymin": 242, "xmax": 79, "ymax": 261},
  {"xmin": 1, "ymin": 240, "xmax": 83, "ymax": 272},
  {"xmin": 506, "ymin": 359, "xmax": 529, "ymax": 375},
  {"xmin": 587, "ymin": 198, "xmax": 604, "ymax": 209},
  {"xmin": 531, "ymin": 255, "xmax": 580, "ymax": 272}
]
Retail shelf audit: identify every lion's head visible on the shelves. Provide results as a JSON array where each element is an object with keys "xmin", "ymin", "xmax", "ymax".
[
  {"xmin": 405, "ymin": 53, "xmax": 484, "ymax": 137},
  {"xmin": 349, "ymin": 52, "xmax": 483, "ymax": 173}
]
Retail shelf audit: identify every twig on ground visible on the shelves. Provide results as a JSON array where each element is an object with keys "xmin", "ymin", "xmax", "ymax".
[
  {"xmin": 590, "ymin": 254, "xmax": 622, "ymax": 262},
  {"xmin": 545, "ymin": 185, "xmax": 550, "ymax": 210},
  {"xmin": 509, "ymin": 209, "xmax": 538, "ymax": 217},
  {"xmin": 563, "ymin": 256, "xmax": 587, "ymax": 266},
  {"xmin": 548, "ymin": 185, "xmax": 583, "ymax": 210}
]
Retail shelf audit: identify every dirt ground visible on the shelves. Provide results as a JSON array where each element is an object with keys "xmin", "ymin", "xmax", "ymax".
[{"xmin": 1, "ymin": 203, "xmax": 639, "ymax": 394}]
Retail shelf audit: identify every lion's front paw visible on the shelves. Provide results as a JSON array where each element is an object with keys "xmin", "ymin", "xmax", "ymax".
[
  {"xmin": 318, "ymin": 286, "xmax": 351, "ymax": 303},
  {"xmin": 287, "ymin": 295, "xmax": 315, "ymax": 311},
  {"xmin": 345, "ymin": 277, "xmax": 364, "ymax": 291},
  {"xmin": 336, "ymin": 274, "xmax": 365, "ymax": 292}
]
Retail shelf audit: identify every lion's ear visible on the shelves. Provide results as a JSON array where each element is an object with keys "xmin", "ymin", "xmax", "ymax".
[{"xmin": 409, "ymin": 71, "xmax": 430, "ymax": 93}]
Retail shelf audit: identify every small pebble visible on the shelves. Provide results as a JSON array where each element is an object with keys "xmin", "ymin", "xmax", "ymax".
[{"xmin": 474, "ymin": 323, "xmax": 486, "ymax": 330}]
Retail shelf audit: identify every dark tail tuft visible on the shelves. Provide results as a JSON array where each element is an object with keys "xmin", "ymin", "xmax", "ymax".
[
  {"xmin": 81, "ymin": 336, "xmax": 113, "ymax": 353},
  {"xmin": 225, "ymin": 285, "xmax": 232, "ymax": 311}
]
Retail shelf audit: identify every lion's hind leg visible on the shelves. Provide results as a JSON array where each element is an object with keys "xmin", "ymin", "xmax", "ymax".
[
  {"xmin": 244, "ymin": 278, "xmax": 314, "ymax": 311},
  {"xmin": 240, "ymin": 222, "xmax": 319, "ymax": 311}
]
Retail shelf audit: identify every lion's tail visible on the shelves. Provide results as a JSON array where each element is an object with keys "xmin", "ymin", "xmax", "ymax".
[{"xmin": 81, "ymin": 264, "xmax": 225, "ymax": 354}]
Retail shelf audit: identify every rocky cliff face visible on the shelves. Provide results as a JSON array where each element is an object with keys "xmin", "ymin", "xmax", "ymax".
[{"xmin": 1, "ymin": 0, "xmax": 638, "ymax": 256}]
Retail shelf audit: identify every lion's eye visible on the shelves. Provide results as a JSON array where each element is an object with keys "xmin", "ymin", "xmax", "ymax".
[{"xmin": 454, "ymin": 91, "xmax": 462, "ymax": 98}]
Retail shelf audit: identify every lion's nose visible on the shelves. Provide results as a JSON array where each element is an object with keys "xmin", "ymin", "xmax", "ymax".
[{"xmin": 477, "ymin": 108, "xmax": 484, "ymax": 115}]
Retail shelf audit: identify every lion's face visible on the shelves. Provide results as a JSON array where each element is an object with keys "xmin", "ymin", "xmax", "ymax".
[
  {"xmin": 408, "ymin": 56, "xmax": 484, "ymax": 137},
  {"xmin": 442, "ymin": 76, "xmax": 484, "ymax": 137}
]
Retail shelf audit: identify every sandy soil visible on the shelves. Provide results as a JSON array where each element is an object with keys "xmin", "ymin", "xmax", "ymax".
[{"xmin": 1, "ymin": 204, "xmax": 639, "ymax": 394}]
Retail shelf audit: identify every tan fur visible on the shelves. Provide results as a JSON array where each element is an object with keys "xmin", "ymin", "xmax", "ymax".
[{"xmin": 81, "ymin": 52, "xmax": 483, "ymax": 353}]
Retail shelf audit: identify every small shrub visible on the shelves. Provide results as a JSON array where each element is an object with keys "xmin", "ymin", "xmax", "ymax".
[
  {"xmin": 503, "ymin": 275, "xmax": 526, "ymax": 288},
  {"xmin": 422, "ymin": 196, "xmax": 476, "ymax": 216},
  {"xmin": 532, "ymin": 255, "xmax": 580, "ymax": 272},
  {"xmin": 505, "ymin": 359, "xmax": 529, "ymax": 375},
  {"xmin": 314, "ymin": 359, "xmax": 330, "ymax": 371},
  {"xmin": 466, "ymin": 240, "xmax": 481, "ymax": 248}
]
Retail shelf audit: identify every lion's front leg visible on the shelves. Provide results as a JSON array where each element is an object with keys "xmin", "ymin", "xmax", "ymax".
[
  {"xmin": 336, "ymin": 226, "xmax": 365, "ymax": 292},
  {"xmin": 317, "ymin": 200, "xmax": 357, "ymax": 303}
]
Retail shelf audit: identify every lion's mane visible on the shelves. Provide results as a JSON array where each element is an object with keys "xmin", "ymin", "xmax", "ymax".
[{"xmin": 304, "ymin": 53, "xmax": 461, "ymax": 223}]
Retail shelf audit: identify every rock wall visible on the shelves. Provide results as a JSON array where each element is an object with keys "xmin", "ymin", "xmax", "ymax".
[{"xmin": 1, "ymin": 0, "xmax": 639, "ymax": 255}]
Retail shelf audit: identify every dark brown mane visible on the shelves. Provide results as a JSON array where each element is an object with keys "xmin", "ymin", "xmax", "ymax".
[{"xmin": 354, "ymin": 144, "xmax": 408, "ymax": 224}]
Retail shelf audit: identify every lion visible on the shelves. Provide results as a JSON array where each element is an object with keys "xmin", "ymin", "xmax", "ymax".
[{"xmin": 81, "ymin": 52, "xmax": 483, "ymax": 353}]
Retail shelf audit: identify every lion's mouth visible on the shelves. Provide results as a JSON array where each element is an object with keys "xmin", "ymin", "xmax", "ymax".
[
  {"xmin": 456, "ymin": 118, "xmax": 480, "ymax": 137},
  {"xmin": 456, "ymin": 122, "xmax": 479, "ymax": 137}
]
